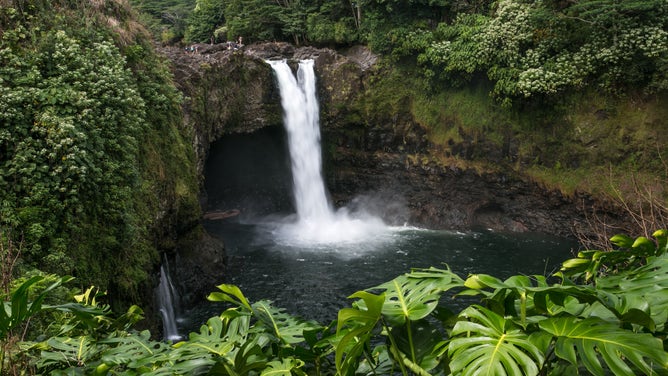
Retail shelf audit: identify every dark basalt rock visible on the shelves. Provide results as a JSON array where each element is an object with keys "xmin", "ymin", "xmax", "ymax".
[{"xmin": 162, "ymin": 41, "xmax": 626, "ymax": 249}]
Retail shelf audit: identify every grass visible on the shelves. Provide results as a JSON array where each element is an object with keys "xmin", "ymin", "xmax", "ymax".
[{"xmin": 412, "ymin": 82, "xmax": 511, "ymax": 148}]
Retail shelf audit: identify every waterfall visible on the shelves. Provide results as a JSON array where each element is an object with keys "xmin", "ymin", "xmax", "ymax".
[
  {"xmin": 267, "ymin": 59, "xmax": 387, "ymax": 246},
  {"xmin": 268, "ymin": 59, "xmax": 332, "ymax": 222},
  {"xmin": 157, "ymin": 258, "xmax": 181, "ymax": 341}
]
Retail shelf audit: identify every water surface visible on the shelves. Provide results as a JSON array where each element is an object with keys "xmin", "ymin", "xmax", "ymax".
[{"xmin": 186, "ymin": 220, "xmax": 576, "ymax": 329}]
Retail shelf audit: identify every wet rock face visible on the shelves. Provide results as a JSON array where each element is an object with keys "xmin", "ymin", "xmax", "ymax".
[
  {"xmin": 324, "ymin": 147, "xmax": 597, "ymax": 238},
  {"xmin": 161, "ymin": 42, "xmax": 375, "ymax": 174}
]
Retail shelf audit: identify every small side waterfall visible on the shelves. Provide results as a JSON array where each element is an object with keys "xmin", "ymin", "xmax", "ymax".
[
  {"xmin": 157, "ymin": 257, "xmax": 181, "ymax": 341},
  {"xmin": 267, "ymin": 59, "xmax": 388, "ymax": 246}
]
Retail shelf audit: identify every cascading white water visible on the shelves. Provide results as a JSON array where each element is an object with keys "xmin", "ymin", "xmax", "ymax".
[
  {"xmin": 157, "ymin": 260, "xmax": 181, "ymax": 341},
  {"xmin": 268, "ymin": 60, "xmax": 332, "ymax": 223},
  {"xmin": 268, "ymin": 59, "xmax": 388, "ymax": 246}
]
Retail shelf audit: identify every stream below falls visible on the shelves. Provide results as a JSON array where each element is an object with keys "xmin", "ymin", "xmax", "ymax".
[{"xmin": 176, "ymin": 220, "xmax": 577, "ymax": 333}]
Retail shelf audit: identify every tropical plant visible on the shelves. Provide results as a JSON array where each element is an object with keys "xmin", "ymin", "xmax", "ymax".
[
  {"xmin": 6, "ymin": 231, "xmax": 667, "ymax": 375},
  {"xmin": 331, "ymin": 231, "xmax": 668, "ymax": 375},
  {"xmin": 1, "ymin": 274, "xmax": 72, "ymax": 374}
]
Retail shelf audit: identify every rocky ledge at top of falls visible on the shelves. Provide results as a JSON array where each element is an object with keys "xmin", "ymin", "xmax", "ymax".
[
  {"xmin": 160, "ymin": 42, "xmax": 626, "ymax": 241},
  {"xmin": 161, "ymin": 41, "xmax": 374, "ymax": 171}
]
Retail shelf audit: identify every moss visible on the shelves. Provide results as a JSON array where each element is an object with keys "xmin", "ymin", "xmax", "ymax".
[
  {"xmin": 353, "ymin": 60, "xmax": 667, "ymax": 210},
  {"xmin": 413, "ymin": 82, "xmax": 511, "ymax": 147}
]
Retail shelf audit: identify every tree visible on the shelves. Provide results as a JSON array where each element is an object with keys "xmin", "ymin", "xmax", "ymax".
[
  {"xmin": 130, "ymin": 0, "xmax": 195, "ymax": 43},
  {"xmin": 416, "ymin": 0, "xmax": 668, "ymax": 102},
  {"xmin": 184, "ymin": 0, "xmax": 225, "ymax": 43},
  {"xmin": 223, "ymin": 0, "xmax": 284, "ymax": 43}
]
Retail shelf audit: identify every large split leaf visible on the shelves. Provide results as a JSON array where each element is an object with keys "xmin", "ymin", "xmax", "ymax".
[
  {"xmin": 448, "ymin": 305, "xmax": 544, "ymax": 376},
  {"xmin": 98, "ymin": 330, "xmax": 170, "ymax": 371},
  {"xmin": 36, "ymin": 336, "xmax": 100, "ymax": 370},
  {"xmin": 260, "ymin": 358, "xmax": 306, "ymax": 376},
  {"xmin": 595, "ymin": 253, "xmax": 668, "ymax": 332},
  {"xmin": 335, "ymin": 291, "xmax": 385, "ymax": 375},
  {"xmin": 252, "ymin": 300, "xmax": 322, "ymax": 345},
  {"xmin": 373, "ymin": 266, "xmax": 464, "ymax": 326},
  {"xmin": 153, "ymin": 315, "xmax": 243, "ymax": 375},
  {"xmin": 539, "ymin": 316, "xmax": 668, "ymax": 376},
  {"xmin": 389, "ymin": 319, "xmax": 443, "ymax": 374}
]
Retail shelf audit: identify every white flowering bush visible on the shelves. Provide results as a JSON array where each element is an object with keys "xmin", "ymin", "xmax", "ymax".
[
  {"xmin": 415, "ymin": 0, "xmax": 668, "ymax": 101},
  {"xmin": 0, "ymin": 26, "xmax": 147, "ymax": 280}
]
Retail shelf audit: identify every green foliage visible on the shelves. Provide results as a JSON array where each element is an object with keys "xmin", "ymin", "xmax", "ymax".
[
  {"xmin": 2, "ymin": 232, "xmax": 667, "ymax": 375},
  {"xmin": 539, "ymin": 316, "xmax": 665, "ymax": 376},
  {"xmin": 155, "ymin": 0, "xmax": 666, "ymax": 105},
  {"xmin": 0, "ymin": 0, "xmax": 200, "ymax": 302},
  {"xmin": 222, "ymin": 0, "xmax": 286, "ymax": 44},
  {"xmin": 448, "ymin": 305, "xmax": 544, "ymax": 375},
  {"xmin": 130, "ymin": 0, "xmax": 195, "ymax": 43},
  {"xmin": 0, "ymin": 23, "xmax": 147, "ymax": 285},
  {"xmin": 418, "ymin": 0, "xmax": 668, "ymax": 102},
  {"xmin": 0, "ymin": 274, "xmax": 71, "ymax": 374},
  {"xmin": 0, "ymin": 275, "xmax": 72, "ymax": 340},
  {"xmin": 560, "ymin": 229, "xmax": 668, "ymax": 281},
  {"xmin": 184, "ymin": 0, "xmax": 224, "ymax": 43}
]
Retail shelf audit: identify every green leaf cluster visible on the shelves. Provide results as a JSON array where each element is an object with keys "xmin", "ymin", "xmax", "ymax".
[
  {"xmin": 7, "ymin": 230, "xmax": 665, "ymax": 375},
  {"xmin": 415, "ymin": 0, "xmax": 668, "ymax": 102},
  {"xmin": 0, "ymin": 24, "xmax": 148, "ymax": 280},
  {"xmin": 130, "ymin": 0, "xmax": 195, "ymax": 44},
  {"xmin": 0, "ymin": 1, "xmax": 200, "ymax": 299},
  {"xmin": 155, "ymin": 0, "xmax": 666, "ymax": 103}
]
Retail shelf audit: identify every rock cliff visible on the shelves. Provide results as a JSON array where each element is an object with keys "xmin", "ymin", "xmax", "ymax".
[{"xmin": 162, "ymin": 42, "xmax": 623, "ymax": 240}]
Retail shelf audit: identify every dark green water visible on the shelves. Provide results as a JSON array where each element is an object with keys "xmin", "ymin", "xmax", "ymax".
[{"xmin": 188, "ymin": 220, "xmax": 577, "ymax": 329}]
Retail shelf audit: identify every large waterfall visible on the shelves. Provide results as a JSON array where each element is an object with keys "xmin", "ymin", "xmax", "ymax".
[
  {"xmin": 267, "ymin": 59, "xmax": 387, "ymax": 246},
  {"xmin": 267, "ymin": 60, "xmax": 332, "ymax": 223}
]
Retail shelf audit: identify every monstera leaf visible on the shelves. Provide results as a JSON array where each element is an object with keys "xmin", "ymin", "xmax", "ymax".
[
  {"xmin": 208, "ymin": 284, "xmax": 253, "ymax": 311},
  {"xmin": 595, "ymin": 253, "xmax": 668, "ymax": 332},
  {"xmin": 335, "ymin": 291, "xmax": 385, "ymax": 375},
  {"xmin": 539, "ymin": 316, "xmax": 668, "ymax": 376},
  {"xmin": 448, "ymin": 305, "xmax": 545, "ymax": 376},
  {"xmin": 252, "ymin": 300, "xmax": 322, "ymax": 345},
  {"xmin": 152, "ymin": 317, "xmax": 231, "ymax": 375},
  {"xmin": 260, "ymin": 358, "xmax": 306, "ymax": 376},
  {"xmin": 36, "ymin": 336, "xmax": 100, "ymax": 371},
  {"xmin": 97, "ymin": 330, "xmax": 170, "ymax": 371},
  {"xmin": 373, "ymin": 266, "xmax": 464, "ymax": 326},
  {"xmin": 560, "ymin": 230, "xmax": 668, "ymax": 282},
  {"xmin": 153, "ymin": 313, "xmax": 267, "ymax": 375},
  {"xmin": 389, "ymin": 319, "xmax": 444, "ymax": 374}
]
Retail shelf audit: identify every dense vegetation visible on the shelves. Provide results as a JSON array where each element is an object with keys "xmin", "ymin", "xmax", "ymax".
[
  {"xmin": 1, "ymin": 0, "xmax": 668, "ymax": 374},
  {"xmin": 2, "ymin": 231, "xmax": 667, "ymax": 374},
  {"xmin": 0, "ymin": 0, "xmax": 200, "ymax": 301},
  {"xmin": 137, "ymin": 0, "xmax": 667, "ymax": 103}
]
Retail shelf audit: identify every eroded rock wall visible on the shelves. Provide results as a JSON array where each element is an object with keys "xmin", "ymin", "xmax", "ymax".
[{"xmin": 163, "ymin": 42, "xmax": 622, "ymax": 240}]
